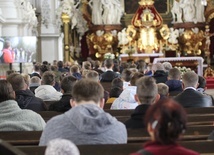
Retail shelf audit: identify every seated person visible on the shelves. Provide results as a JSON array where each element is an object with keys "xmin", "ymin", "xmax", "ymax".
[
  {"xmin": 197, "ymin": 75, "xmax": 214, "ymax": 105},
  {"xmin": 121, "ymin": 69, "xmax": 132, "ymax": 89},
  {"xmin": 0, "ymin": 80, "xmax": 46, "ymax": 131},
  {"xmin": 29, "ymin": 76, "xmax": 41, "ymax": 94},
  {"xmin": 174, "ymin": 71, "xmax": 213, "ymax": 108},
  {"xmin": 106, "ymin": 78, "xmax": 123, "ymax": 104},
  {"xmin": 152, "ymin": 63, "xmax": 168, "ymax": 83},
  {"xmin": 111, "ymin": 72, "xmax": 144, "ymax": 109},
  {"xmin": 45, "ymin": 139, "xmax": 80, "ymax": 155},
  {"xmin": 100, "ymin": 59, "xmax": 120, "ymax": 82},
  {"xmin": 85, "ymin": 70, "xmax": 109, "ymax": 102},
  {"xmin": 7, "ymin": 73, "xmax": 46, "ymax": 111},
  {"xmin": 49, "ymin": 76, "xmax": 77, "ymax": 112},
  {"xmin": 157, "ymin": 83, "xmax": 169, "ymax": 99},
  {"xmin": 165, "ymin": 68, "xmax": 182, "ymax": 96},
  {"xmin": 109, "ymin": 78, "xmax": 123, "ymax": 98},
  {"xmin": 39, "ymin": 79, "xmax": 127, "ymax": 145},
  {"xmin": 35, "ymin": 71, "xmax": 62, "ymax": 101},
  {"xmin": 125, "ymin": 76, "xmax": 160, "ymax": 129},
  {"xmin": 130, "ymin": 98, "xmax": 199, "ymax": 155},
  {"xmin": 70, "ymin": 65, "xmax": 82, "ymax": 80}
]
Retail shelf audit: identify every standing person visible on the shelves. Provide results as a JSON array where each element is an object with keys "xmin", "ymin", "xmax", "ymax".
[
  {"xmin": 2, "ymin": 41, "xmax": 14, "ymax": 63},
  {"xmin": 39, "ymin": 79, "xmax": 127, "ymax": 145},
  {"xmin": 130, "ymin": 99, "xmax": 199, "ymax": 155},
  {"xmin": 0, "ymin": 80, "xmax": 46, "ymax": 131}
]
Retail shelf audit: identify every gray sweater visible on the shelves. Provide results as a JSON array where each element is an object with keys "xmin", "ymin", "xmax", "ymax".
[
  {"xmin": 0, "ymin": 100, "xmax": 46, "ymax": 131},
  {"xmin": 39, "ymin": 103, "xmax": 127, "ymax": 145}
]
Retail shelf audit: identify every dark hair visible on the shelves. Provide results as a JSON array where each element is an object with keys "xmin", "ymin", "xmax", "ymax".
[
  {"xmin": 110, "ymin": 78, "xmax": 123, "ymax": 97},
  {"xmin": 7, "ymin": 73, "xmax": 25, "ymax": 91},
  {"xmin": 42, "ymin": 71, "xmax": 55, "ymax": 85},
  {"xmin": 57, "ymin": 61, "xmax": 64, "ymax": 68},
  {"xmin": 61, "ymin": 76, "xmax": 77, "ymax": 93},
  {"xmin": 130, "ymin": 72, "xmax": 144, "ymax": 86},
  {"xmin": 40, "ymin": 64, "xmax": 50, "ymax": 75},
  {"xmin": 104, "ymin": 59, "xmax": 113, "ymax": 68},
  {"xmin": 0, "ymin": 80, "xmax": 15, "ymax": 102},
  {"xmin": 121, "ymin": 69, "xmax": 132, "ymax": 82},
  {"xmin": 42, "ymin": 61, "xmax": 49, "ymax": 65},
  {"xmin": 70, "ymin": 65, "xmax": 80, "ymax": 73},
  {"xmin": 145, "ymin": 99, "xmax": 187, "ymax": 144},
  {"xmin": 34, "ymin": 63, "xmax": 41, "ymax": 71},
  {"xmin": 136, "ymin": 76, "xmax": 158, "ymax": 104},
  {"xmin": 72, "ymin": 79, "xmax": 104, "ymax": 103},
  {"xmin": 198, "ymin": 75, "xmax": 206, "ymax": 88}
]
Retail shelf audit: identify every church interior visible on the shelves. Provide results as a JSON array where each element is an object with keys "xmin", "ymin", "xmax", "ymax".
[{"xmin": 1, "ymin": 0, "xmax": 214, "ymax": 155}]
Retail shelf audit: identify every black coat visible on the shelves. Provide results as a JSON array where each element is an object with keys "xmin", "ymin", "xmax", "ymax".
[
  {"xmin": 174, "ymin": 88, "xmax": 213, "ymax": 108},
  {"xmin": 49, "ymin": 94, "xmax": 72, "ymax": 112},
  {"xmin": 15, "ymin": 89, "xmax": 46, "ymax": 111},
  {"xmin": 100, "ymin": 71, "xmax": 120, "ymax": 82},
  {"xmin": 153, "ymin": 70, "xmax": 168, "ymax": 83},
  {"xmin": 124, "ymin": 104, "xmax": 150, "ymax": 129}
]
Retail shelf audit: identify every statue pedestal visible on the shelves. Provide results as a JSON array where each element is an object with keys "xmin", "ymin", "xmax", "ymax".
[{"xmin": 87, "ymin": 25, "xmax": 122, "ymax": 58}]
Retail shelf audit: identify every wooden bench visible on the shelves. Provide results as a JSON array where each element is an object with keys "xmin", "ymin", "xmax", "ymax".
[
  {"xmin": 16, "ymin": 141, "xmax": 214, "ymax": 155},
  {"xmin": 1, "ymin": 125, "xmax": 213, "ymax": 146}
]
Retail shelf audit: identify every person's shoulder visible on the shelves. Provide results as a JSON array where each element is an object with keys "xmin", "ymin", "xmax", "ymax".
[{"xmin": 176, "ymin": 145, "xmax": 200, "ymax": 155}]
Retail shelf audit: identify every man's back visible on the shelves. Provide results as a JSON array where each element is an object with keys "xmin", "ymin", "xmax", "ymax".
[
  {"xmin": 100, "ymin": 71, "xmax": 119, "ymax": 82},
  {"xmin": 174, "ymin": 88, "xmax": 213, "ymax": 108},
  {"xmin": 15, "ymin": 89, "xmax": 46, "ymax": 111},
  {"xmin": 39, "ymin": 104, "xmax": 127, "ymax": 145}
]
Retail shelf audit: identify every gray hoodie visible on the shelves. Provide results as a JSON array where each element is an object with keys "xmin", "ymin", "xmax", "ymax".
[{"xmin": 39, "ymin": 103, "xmax": 127, "ymax": 145}]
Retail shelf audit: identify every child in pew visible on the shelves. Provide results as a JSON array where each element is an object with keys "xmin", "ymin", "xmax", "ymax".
[
  {"xmin": 130, "ymin": 98, "xmax": 199, "ymax": 155},
  {"xmin": 45, "ymin": 139, "xmax": 80, "ymax": 155}
]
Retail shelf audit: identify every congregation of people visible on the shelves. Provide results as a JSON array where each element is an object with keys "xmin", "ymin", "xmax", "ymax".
[{"xmin": 1, "ymin": 58, "xmax": 214, "ymax": 155}]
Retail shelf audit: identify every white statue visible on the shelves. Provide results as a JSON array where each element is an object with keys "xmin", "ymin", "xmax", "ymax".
[
  {"xmin": 88, "ymin": 0, "xmax": 103, "ymax": 25},
  {"xmin": 168, "ymin": 28, "xmax": 179, "ymax": 44},
  {"xmin": 180, "ymin": 0, "xmax": 196, "ymax": 22},
  {"xmin": 195, "ymin": 0, "xmax": 206, "ymax": 22},
  {"xmin": 118, "ymin": 28, "xmax": 129, "ymax": 45},
  {"xmin": 171, "ymin": 0, "xmax": 183, "ymax": 23},
  {"xmin": 101, "ymin": 0, "xmax": 123, "ymax": 24}
]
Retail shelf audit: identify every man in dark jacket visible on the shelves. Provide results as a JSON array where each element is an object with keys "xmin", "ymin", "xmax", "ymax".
[
  {"xmin": 125, "ymin": 76, "xmax": 160, "ymax": 129},
  {"xmin": 165, "ymin": 68, "xmax": 183, "ymax": 96},
  {"xmin": 49, "ymin": 76, "xmax": 77, "ymax": 112},
  {"xmin": 7, "ymin": 73, "xmax": 46, "ymax": 111},
  {"xmin": 174, "ymin": 71, "xmax": 213, "ymax": 108},
  {"xmin": 152, "ymin": 63, "xmax": 168, "ymax": 83},
  {"xmin": 100, "ymin": 59, "xmax": 120, "ymax": 82}
]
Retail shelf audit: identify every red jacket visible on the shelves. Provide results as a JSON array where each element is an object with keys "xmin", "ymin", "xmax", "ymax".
[
  {"xmin": 3, "ymin": 48, "xmax": 14, "ymax": 63},
  {"xmin": 130, "ymin": 141, "xmax": 199, "ymax": 155}
]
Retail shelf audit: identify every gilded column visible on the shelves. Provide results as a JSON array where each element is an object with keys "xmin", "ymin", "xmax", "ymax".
[{"xmin": 61, "ymin": 13, "xmax": 70, "ymax": 62}]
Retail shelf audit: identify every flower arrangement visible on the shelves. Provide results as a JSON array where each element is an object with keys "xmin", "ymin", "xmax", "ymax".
[
  {"xmin": 174, "ymin": 66, "xmax": 192, "ymax": 75},
  {"xmin": 104, "ymin": 53, "xmax": 115, "ymax": 60}
]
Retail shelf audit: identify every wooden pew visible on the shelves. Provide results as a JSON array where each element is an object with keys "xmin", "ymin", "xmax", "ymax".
[
  {"xmin": 17, "ymin": 141, "xmax": 214, "ymax": 155},
  {"xmin": 1, "ymin": 125, "xmax": 214, "ymax": 146},
  {"xmin": 37, "ymin": 106, "xmax": 214, "ymax": 122}
]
